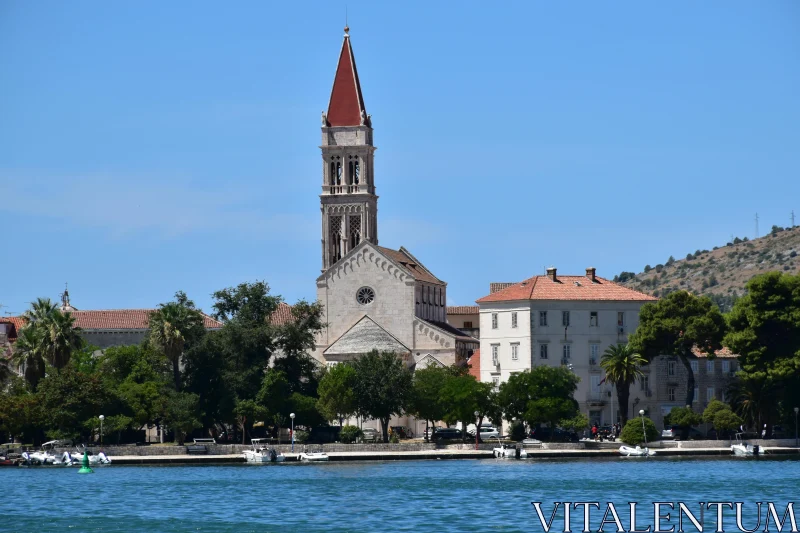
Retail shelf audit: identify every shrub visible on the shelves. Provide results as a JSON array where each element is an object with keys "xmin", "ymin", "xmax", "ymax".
[
  {"xmin": 509, "ymin": 420, "xmax": 526, "ymax": 441},
  {"xmin": 655, "ymin": 264, "xmax": 664, "ymax": 273},
  {"xmin": 620, "ymin": 417, "xmax": 659, "ymax": 445},
  {"xmin": 686, "ymin": 253, "xmax": 694, "ymax": 261},
  {"xmin": 790, "ymin": 251, "xmax": 797, "ymax": 258},
  {"xmin": 666, "ymin": 256, "xmax": 675, "ymax": 266},
  {"xmin": 293, "ymin": 430, "xmax": 309, "ymax": 444},
  {"xmin": 644, "ymin": 265, "xmax": 652, "ymax": 273},
  {"xmin": 338, "ymin": 425, "xmax": 363, "ymax": 444},
  {"xmin": 733, "ymin": 237, "xmax": 742, "ymax": 244},
  {"xmin": 390, "ymin": 433, "xmax": 400, "ymax": 444}
]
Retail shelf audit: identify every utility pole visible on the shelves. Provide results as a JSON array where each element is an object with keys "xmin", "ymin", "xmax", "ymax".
[
  {"xmin": 792, "ymin": 210, "xmax": 796, "ymax": 228},
  {"xmin": 755, "ymin": 213, "xmax": 759, "ymax": 238}
]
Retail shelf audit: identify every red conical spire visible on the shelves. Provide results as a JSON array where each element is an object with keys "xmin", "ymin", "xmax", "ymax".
[{"xmin": 326, "ymin": 27, "xmax": 366, "ymax": 127}]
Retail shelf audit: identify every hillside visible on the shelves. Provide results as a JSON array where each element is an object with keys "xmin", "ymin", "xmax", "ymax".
[{"xmin": 616, "ymin": 225, "xmax": 800, "ymax": 312}]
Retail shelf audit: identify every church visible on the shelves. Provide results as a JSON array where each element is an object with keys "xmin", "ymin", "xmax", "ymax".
[{"xmin": 311, "ymin": 27, "xmax": 478, "ymax": 370}]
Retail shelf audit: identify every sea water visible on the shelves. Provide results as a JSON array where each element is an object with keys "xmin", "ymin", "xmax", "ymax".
[{"xmin": 1, "ymin": 457, "xmax": 798, "ymax": 532}]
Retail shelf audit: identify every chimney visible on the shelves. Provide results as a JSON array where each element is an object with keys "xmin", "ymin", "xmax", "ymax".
[
  {"xmin": 546, "ymin": 267, "xmax": 557, "ymax": 282},
  {"xmin": 586, "ymin": 267, "xmax": 597, "ymax": 282}
]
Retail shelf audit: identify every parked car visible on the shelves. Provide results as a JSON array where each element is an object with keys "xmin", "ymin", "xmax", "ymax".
[
  {"xmin": 361, "ymin": 427, "xmax": 379, "ymax": 442},
  {"xmin": 661, "ymin": 426, "xmax": 703, "ymax": 440},
  {"xmin": 423, "ymin": 426, "xmax": 444, "ymax": 441},
  {"xmin": 432, "ymin": 428, "xmax": 464, "ymax": 441},
  {"xmin": 468, "ymin": 426, "xmax": 500, "ymax": 440},
  {"xmin": 528, "ymin": 427, "xmax": 578, "ymax": 443}
]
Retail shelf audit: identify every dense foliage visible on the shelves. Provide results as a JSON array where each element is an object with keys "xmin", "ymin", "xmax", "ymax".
[{"xmin": 620, "ymin": 416, "xmax": 658, "ymax": 445}]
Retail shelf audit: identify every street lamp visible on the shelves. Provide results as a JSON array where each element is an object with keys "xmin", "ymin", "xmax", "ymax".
[
  {"xmin": 794, "ymin": 407, "xmax": 798, "ymax": 448},
  {"xmin": 474, "ymin": 410, "xmax": 480, "ymax": 450},
  {"xmin": 639, "ymin": 409, "xmax": 647, "ymax": 447},
  {"xmin": 290, "ymin": 413, "xmax": 296, "ymax": 452},
  {"xmin": 99, "ymin": 415, "xmax": 105, "ymax": 446}
]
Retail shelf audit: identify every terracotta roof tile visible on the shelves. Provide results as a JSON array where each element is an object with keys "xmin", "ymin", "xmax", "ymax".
[
  {"xmin": 0, "ymin": 317, "xmax": 24, "ymax": 340},
  {"xmin": 468, "ymin": 349, "xmax": 480, "ymax": 380},
  {"xmin": 4, "ymin": 310, "xmax": 222, "ymax": 331},
  {"xmin": 691, "ymin": 346, "xmax": 737, "ymax": 358},
  {"xmin": 476, "ymin": 275, "xmax": 658, "ymax": 303},
  {"xmin": 489, "ymin": 283, "xmax": 517, "ymax": 294},
  {"xmin": 269, "ymin": 303, "xmax": 294, "ymax": 326},
  {"xmin": 377, "ymin": 246, "xmax": 444, "ymax": 285},
  {"xmin": 326, "ymin": 33, "xmax": 366, "ymax": 127},
  {"xmin": 447, "ymin": 306, "xmax": 479, "ymax": 315}
]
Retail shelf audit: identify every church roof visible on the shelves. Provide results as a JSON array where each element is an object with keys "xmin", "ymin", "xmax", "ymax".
[
  {"xmin": 326, "ymin": 28, "xmax": 366, "ymax": 127},
  {"xmin": 269, "ymin": 303, "xmax": 295, "ymax": 326},
  {"xmin": 420, "ymin": 318, "xmax": 479, "ymax": 343},
  {"xmin": 377, "ymin": 246, "xmax": 444, "ymax": 286},
  {"xmin": 477, "ymin": 272, "xmax": 658, "ymax": 304},
  {"xmin": 467, "ymin": 349, "xmax": 480, "ymax": 379},
  {"xmin": 324, "ymin": 315, "xmax": 410, "ymax": 356}
]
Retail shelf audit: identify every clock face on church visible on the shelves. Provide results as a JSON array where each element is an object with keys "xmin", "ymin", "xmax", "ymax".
[{"xmin": 356, "ymin": 286, "xmax": 375, "ymax": 305}]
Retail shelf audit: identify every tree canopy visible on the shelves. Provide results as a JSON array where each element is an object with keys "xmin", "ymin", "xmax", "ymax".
[{"xmin": 498, "ymin": 366, "xmax": 580, "ymax": 434}]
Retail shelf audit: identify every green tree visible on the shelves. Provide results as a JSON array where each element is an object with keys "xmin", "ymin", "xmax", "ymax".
[
  {"xmin": 408, "ymin": 365, "xmax": 451, "ymax": 441},
  {"xmin": 724, "ymin": 272, "xmax": 800, "ymax": 435},
  {"xmin": 257, "ymin": 369, "xmax": 291, "ymax": 438},
  {"xmin": 288, "ymin": 392, "xmax": 325, "ymax": 429},
  {"xmin": 440, "ymin": 375, "xmax": 497, "ymax": 441},
  {"xmin": 10, "ymin": 326, "xmax": 47, "ymax": 390},
  {"xmin": 148, "ymin": 291, "xmax": 206, "ymax": 392},
  {"xmin": 162, "ymin": 391, "xmax": 202, "ymax": 445},
  {"xmin": 713, "ymin": 410, "xmax": 743, "ymax": 442},
  {"xmin": 498, "ymin": 366, "xmax": 579, "ymax": 439},
  {"xmin": 620, "ymin": 416, "xmax": 658, "ymax": 445},
  {"xmin": 599, "ymin": 343, "xmax": 647, "ymax": 425},
  {"xmin": 338, "ymin": 425, "xmax": 363, "ymax": 443},
  {"xmin": 317, "ymin": 363, "xmax": 357, "ymax": 424},
  {"xmin": 352, "ymin": 351, "xmax": 412, "ymax": 443},
  {"xmin": 233, "ymin": 399, "xmax": 268, "ymax": 444},
  {"xmin": 702, "ymin": 399, "xmax": 730, "ymax": 426},
  {"xmin": 629, "ymin": 290, "xmax": 726, "ymax": 405},
  {"xmin": 665, "ymin": 406, "xmax": 702, "ymax": 440},
  {"xmin": 37, "ymin": 367, "xmax": 116, "ymax": 441},
  {"xmin": 43, "ymin": 309, "xmax": 83, "ymax": 369},
  {"xmin": 560, "ymin": 413, "xmax": 589, "ymax": 434}
]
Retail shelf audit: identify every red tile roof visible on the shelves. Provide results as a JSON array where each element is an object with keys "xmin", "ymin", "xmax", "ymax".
[
  {"xmin": 5, "ymin": 310, "xmax": 222, "ymax": 331},
  {"xmin": 326, "ymin": 31, "xmax": 366, "ymax": 127},
  {"xmin": 269, "ymin": 303, "xmax": 294, "ymax": 326},
  {"xmin": 377, "ymin": 246, "xmax": 444, "ymax": 285},
  {"xmin": 476, "ymin": 274, "xmax": 658, "ymax": 303},
  {"xmin": 0, "ymin": 317, "xmax": 25, "ymax": 340},
  {"xmin": 468, "ymin": 349, "xmax": 480, "ymax": 380},
  {"xmin": 691, "ymin": 346, "xmax": 737, "ymax": 358},
  {"xmin": 447, "ymin": 306, "xmax": 479, "ymax": 315},
  {"xmin": 489, "ymin": 283, "xmax": 517, "ymax": 294}
]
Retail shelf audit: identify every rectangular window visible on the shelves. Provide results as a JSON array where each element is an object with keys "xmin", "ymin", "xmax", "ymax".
[
  {"xmin": 617, "ymin": 312, "xmax": 625, "ymax": 326},
  {"xmin": 690, "ymin": 361, "xmax": 698, "ymax": 373},
  {"xmin": 590, "ymin": 311, "xmax": 598, "ymax": 327},
  {"xmin": 707, "ymin": 387, "xmax": 715, "ymax": 401},
  {"xmin": 539, "ymin": 343, "xmax": 548, "ymax": 360},
  {"xmin": 491, "ymin": 313, "xmax": 498, "ymax": 329},
  {"xmin": 668, "ymin": 361, "xmax": 676, "ymax": 376},
  {"xmin": 539, "ymin": 311, "xmax": 547, "ymax": 326},
  {"xmin": 694, "ymin": 387, "xmax": 699, "ymax": 403},
  {"xmin": 511, "ymin": 343, "xmax": 519, "ymax": 361},
  {"xmin": 463, "ymin": 321, "xmax": 473, "ymax": 329},
  {"xmin": 511, "ymin": 312, "xmax": 518, "ymax": 328},
  {"xmin": 590, "ymin": 344, "xmax": 600, "ymax": 363},
  {"xmin": 706, "ymin": 360, "xmax": 714, "ymax": 373},
  {"xmin": 668, "ymin": 387, "xmax": 676, "ymax": 402},
  {"xmin": 562, "ymin": 344, "xmax": 571, "ymax": 360},
  {"xmin": 722, "ymin": 360, "xmax": 729, "ymax": 373},
  {"xmin": 562, "ymin": 311, "xmax": 570, "ymax": 327},
  {"xmin": 492, "ymin": 376, "xmax": 500, "ymax": 390},
  {"xmin": 640, "ymin": 375, "xmax": 650, "ymax": 391}
]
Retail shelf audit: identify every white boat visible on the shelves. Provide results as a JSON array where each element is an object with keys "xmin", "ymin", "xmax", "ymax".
[
  {"xmin": 493, "ymin": 443, "xmax": 527, "ymax": 459},
  {"xmin": 63, "ymin": 448, "xmax": 112, "ymax": 465},
  {"xmin": 731, "ymin": 433, "xmax": 759, "ymax": 456},
  {"xmin": 299, "ymin": 448, "xmax": 329, "ymax": 462},
  {"xmin": 243, "ymin": 440, "xmax": 285, "ymax": 463},
  {"xmin": 619, "ymin": 445, "xmax": 656, "ymax": 457}
]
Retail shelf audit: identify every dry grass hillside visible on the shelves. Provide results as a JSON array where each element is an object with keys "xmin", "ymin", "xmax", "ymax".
[{"xmin": 616, "ymin": 225, "xmax": 800, "ymax": 312}]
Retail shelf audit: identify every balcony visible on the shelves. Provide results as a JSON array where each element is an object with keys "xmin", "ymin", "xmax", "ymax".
[
  {"xmin": 586, "ymin": 390, "xmax": 608, "ymax": 405},
  {"xmin": 324, "ymin": 184, "xmax": 363, "ymax": 195}
]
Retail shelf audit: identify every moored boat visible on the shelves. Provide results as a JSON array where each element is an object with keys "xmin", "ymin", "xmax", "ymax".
[
  {"xmin": 243, "ymin": 439, "xmax": 285, "ymax": 463},
  {"xmin": 619, "ymin": 445, "xmax": 656, "ymax": 457}
]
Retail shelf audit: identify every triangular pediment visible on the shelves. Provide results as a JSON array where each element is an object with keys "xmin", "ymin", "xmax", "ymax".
[
  {"xmin": 324, "ymin": 315, "xmax": 411, "ymax": 357},
  {"xmin": 317, "ymin": 241, "xmax": 417, "ymax": 284}
]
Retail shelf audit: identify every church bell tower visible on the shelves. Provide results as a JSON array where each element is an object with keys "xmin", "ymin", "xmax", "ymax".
[{"xmin": 320, "ymin": 26, "xmax": 378, "ymax": 272}]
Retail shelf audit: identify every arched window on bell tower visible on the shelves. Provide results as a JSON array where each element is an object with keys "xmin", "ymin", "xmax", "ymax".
[{"xmin": 349, "ymin": 215, "xmax": 361, "ymax": 250}]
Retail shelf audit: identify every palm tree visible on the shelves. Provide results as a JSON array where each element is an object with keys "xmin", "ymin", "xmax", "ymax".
[
  {"xmin": 43, "ymin": 309, "xmax": 83, "ymax": 369},
  {"xmin": 22, "ymin": 297, "xmax": 57, "ymax": 324},
  {"xmin": 149, "ymin": 297, "xmax": 204, "ymax": 391},
  {"xmin": 600, "ymin": 343, "xmax": 648, "ymax": 426},
  {"xmin": 727, "ymin": 376, "xmax": 777, "ymax": 432},
  {"xmin": 11, "ymin": 326, "xmax": 47, "ymax": 389}
]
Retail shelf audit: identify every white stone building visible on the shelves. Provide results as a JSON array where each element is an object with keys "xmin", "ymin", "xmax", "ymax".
[
  {"xmin": 311, "ymin": 27, "xmax": 477, "ymax": 372},
  {"xmin": 476, "ymin": 267, "xmax": 657, "ymax": 427}
]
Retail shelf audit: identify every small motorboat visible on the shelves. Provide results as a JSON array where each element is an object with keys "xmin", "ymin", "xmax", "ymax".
[
  {"xmin": 619, "ymin": 445, "xmax": 656, "ymax": 457},
  {"xmin": 243, "ymin": 440, "xmax": 285, "ymax": 463},
  {"xmin": 62, "ymin": 448, "xmax": 112, "ymax": 465},
  {"xmin": 299, "ymin": 447, "xmax": 329, "ymax": 462},
  {"xmin": 731, "ymin": 433, "xmax": 759, "ymax": 456},
  {"xmin": 493, "ymin": 443, "xmax": 527, "ymax": 459}
]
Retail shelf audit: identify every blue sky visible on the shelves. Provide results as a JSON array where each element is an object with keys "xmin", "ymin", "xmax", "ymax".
[{"xmin": 1, "ymin": 1, "xmax": 798, "ymax": 316}]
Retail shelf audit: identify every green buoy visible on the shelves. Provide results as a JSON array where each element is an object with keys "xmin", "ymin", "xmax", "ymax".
[{"xmin": 77, "ymin": 451, "xmax": 94, "ymax": 474}]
